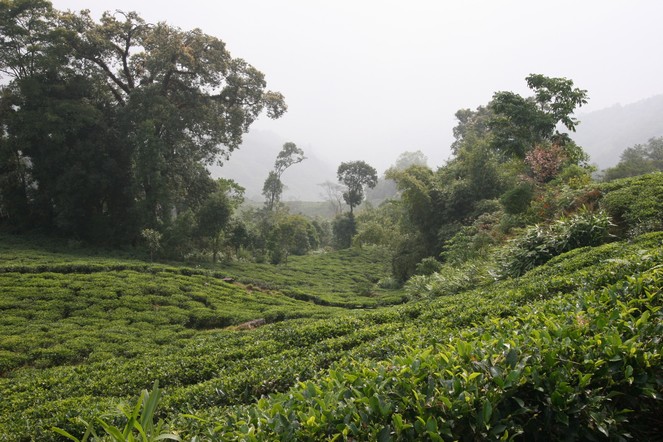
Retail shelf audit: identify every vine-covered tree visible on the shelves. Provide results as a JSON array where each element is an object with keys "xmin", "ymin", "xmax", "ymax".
[{"xmin": 337, "ymin": 161, "xmax": 378, "ymax": 214}]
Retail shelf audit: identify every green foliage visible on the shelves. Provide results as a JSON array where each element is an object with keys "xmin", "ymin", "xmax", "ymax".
[
  {"xmin": 161, "ymin": 210, "xmax": 197, "ymax": 259},
  {"xmin": 0, "ymin": 236, "xmax": 399, "ymax": 376},
  {"xmin": 441, "ymin": 211, "xmax": 502, "ymax": 264},
  {"xmin": 337, "ymin": 161, "xmax": 378, "ymax": 214},
  {"xmin": 489, "ymin": 74, "xmax": 588, "ymax": 159},
  {"xmin": 413, "ymin": 257, "xmax": 442, "ymax": 276},
  {"xmin": 170, "ymin": 232, "xmax": 663, "ymax": 441},
  {"xmin": 603, "ymin": 136, "xmax": 663, "ymax": 181},
  {"xmin": 332, "ymin": 213, "xmax": 356, "ymax": 249},
  {"xmin": 386, "ymin": 165, "xmax": 437, "ymax": 244},
  {"xmin": 268, "ymin": 214, "xmax": 317, "ymax": 264},
  {"xmin": 599, "ymin": 172, "xmax": 663, "ymax": 236},
  {"xmin": 196, "ymin": 191, "xmax": 232, "ymax": 263},
  {"xmin": 217, "ymin": 266, "xmax": 660, "ymax": 440},
  {"xmin": 261, "ymin": 171, "xmax": 283, "ymax": 211},
  {"xmin": 53, "ymin": 381, "xmax": 180, "ymax": 442},
  {"xmin": 499, "ymin": 209, "xmax": 614, "ymax": 278},
  {"xmin": 0, "ymin": 2, "xmax": 285, "ymax": 243},
  {"xmin": 390, "ymin": 234, "xmax": 429, "ymax": 283},
  {"xmin": 1, "ymin": 232, "xmax": 662, "ymax": 441},
  {"xmin": 376, "ymin": 276, "xmax": 401, "ymax": 290},
  {"xmin": 500, "ymin": 182, "xmax": 534, "ymax": 214},
  {"xmin": 388, "ymin": 135, "xmax": 508, "ymax": 274},
  {"xmin": 352, "ymin": 202, "xmax": 401, "ymax": 250},
  {"xmin": 406, "ymin": 258, "xmax": 493, "ymax": 300},
  {"xmin": 274, "ymin": 142, "xmax": 306, "ymax": 176},
  {"xmin": 263, "ymin": 142, "xmax": 305, "ymax": 211},
  {"xmin": 140, "ymin": 229, "xmax": 162, "ymax": 262}
]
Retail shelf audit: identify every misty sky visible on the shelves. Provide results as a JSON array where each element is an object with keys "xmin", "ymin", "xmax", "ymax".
[{"xmin": 51, "ymin": 0, "xmax": 663, "ymax": 172}]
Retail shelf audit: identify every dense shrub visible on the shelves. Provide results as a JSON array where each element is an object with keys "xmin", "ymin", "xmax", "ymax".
[
  {"xmin": 499, "ymin": 209, "xmax": 614, "ymax": 278},
  {"xmin": 500, "ymin": 181, "xmax": 534, "ymax": 214},
  {"xmin": 391, "ymin": 235, "xmax": 428, "ymax": 282},
  {"xmin": 332, "ymin": 213, "xmax": 356, "ymax": 249},
  {"xmin": 175, "ymin": 255, "xmax": 663, "ymax": 441},
  {"xmin": 599, "ymin": 172, "xmax": 663, "ymax": 236},
  {"xmin": 413, "ymin": 257, "xmax": 442, "ymax": 276},
  {"xmin": 406, "ymin": 258, "xmax": 493, "ymax": 300},
  {"xmin": 2, "ymin": 233, "xmax": 662, "ymax": 441},
  {"xmin": 441, "ymin": 211, "xmax": 502, "ymax": 264}
]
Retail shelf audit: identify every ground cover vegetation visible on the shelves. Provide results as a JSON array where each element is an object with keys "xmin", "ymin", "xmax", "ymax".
[
  {"xmin": 0, "ymin": 234, "xmax": 402, "ymax": 375},
  {"xmin": 1, "ymin": 229, "xmax": 660, "ymax": 440}
]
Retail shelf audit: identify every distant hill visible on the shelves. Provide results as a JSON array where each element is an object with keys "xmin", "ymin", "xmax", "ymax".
[
  {"xmin": 210, "ymin": 95, "xmax": 663, "ymax": 200},
  {"xmin": 208, "ymin": 130, "xmax": 336, "ymax": 202},
  {"xmin": 572, "ymin": 94, "xmax": 663, "ymax": 168}
]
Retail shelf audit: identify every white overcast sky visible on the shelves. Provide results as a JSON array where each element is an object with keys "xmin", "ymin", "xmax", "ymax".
[{"xmin": 51, "ymin": 1, "xmax": 663, "ymax": 171}]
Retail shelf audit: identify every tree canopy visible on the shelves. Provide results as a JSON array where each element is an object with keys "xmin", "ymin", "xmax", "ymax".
[
  {"xmin": 0, "ymin": 0, "xmax": 285, "ymax": 243},
  {"xmin": 337, "ymin": 161, "xmax": 378, "ymax": 214},
  {"xmin": 603, "ymin": 137, "xmax": 663, "ymax": 181},
  {"xmin": 489, "ymin": 74, "xmax": 588, "ymax": 159},
  {"xmin": 383, "ymin": 74, "xmax": 592, "ymax": 280}
]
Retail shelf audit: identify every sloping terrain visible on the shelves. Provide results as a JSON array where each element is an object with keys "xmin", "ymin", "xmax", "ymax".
[{"xmin": 0, "ymin": 232, "xmax": 661, "ymax": 440}]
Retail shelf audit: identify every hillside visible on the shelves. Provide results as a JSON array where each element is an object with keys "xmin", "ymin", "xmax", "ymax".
[
  {"xmin": 573, "ymin": 94, "xmax": 663, "ymax": 168},
  {"xmin": 1, "ymin": 175, "xmax": 662, "ymax": 441},
  {"xmin": 1, "ymin": 233, "xmax": 660, "ymax": 440}
]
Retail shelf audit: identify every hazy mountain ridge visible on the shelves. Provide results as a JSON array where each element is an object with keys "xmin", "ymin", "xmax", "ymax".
[
  {"xmin": 573, "ymin": 94, "xmax": 663, "ymax": 168},
  {"xmin": 211, "ymin": 95, "xmax": 663, "ymax": 202}
]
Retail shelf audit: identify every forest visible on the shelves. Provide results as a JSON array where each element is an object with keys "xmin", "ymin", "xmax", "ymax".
[{"xmin": 1, "ymin": 1, "xmax": 662, "ymax": 441}]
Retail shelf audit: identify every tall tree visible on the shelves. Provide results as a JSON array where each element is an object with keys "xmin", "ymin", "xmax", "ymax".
[
  {"xmin": 489, "ymin": 74, "xmax": 588, "ymax": 159},
  {"xmin": 0, "ymin": 0, "xmax": 60, "ymax": 80},
  {"xmin": 262, "ymin": 142, "xmax": 305, "ymax": 210},
  {"xmin": 262, "ymin": 171, "xmax": 284, "ymax": 211},
  {"xmin": 337, "ymin": 161, "xmax": 378, "ymax": 214}
]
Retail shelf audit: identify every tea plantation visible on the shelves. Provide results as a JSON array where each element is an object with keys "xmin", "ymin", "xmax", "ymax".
[
  {"xmin": 0, "ymin": 231, "xmax": 661, "ymax": 440},
  {"xmin": 1, "ymin": 175, "xmax": 662, "ymax": 441}
]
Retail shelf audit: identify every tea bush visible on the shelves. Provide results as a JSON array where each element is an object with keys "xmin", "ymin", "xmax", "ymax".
[
  {"xmin": 499, "ymin": 209, "xmax": 614, "ymax": 278},
  {"xmin": 192, "ymin": 264, "xmax": 661, "ymax": 441},
  {"xmin": 599, "ymin": 172, "xmax": 663, "ymax": 236},
  {"xmin": 1, "ymin": 230, "xmax": 662, "ymax": 441},
  {"xmin": 3, "ymin": 233, "xmax": 660, "ymax": 441}
]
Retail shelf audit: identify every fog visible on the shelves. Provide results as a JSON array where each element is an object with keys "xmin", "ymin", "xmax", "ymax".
[{"xmin": 52, "ymin": 0, "xmax": 663, "ymax": 172}]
